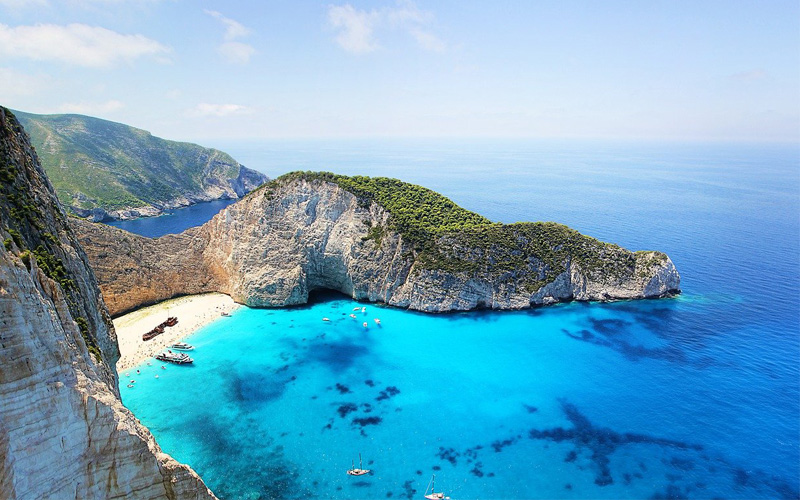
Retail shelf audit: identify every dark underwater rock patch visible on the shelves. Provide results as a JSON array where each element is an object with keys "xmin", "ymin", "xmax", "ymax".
[
  {"xmin": 352, "ymin": 416, "xmax": 382, "ymax": 427},
  {"xmin": 376, "ymin": 386, "xmax": 401, "ymax": 401},
  {"xmin": 437, "ymin": 447, "xmax": 460, "ymax": 466},
  {"xmin": 402, "ymin": 479, "xmax": 416, "ymax": 499},
  {"xmin": 589, "ymin": 317, "xmax": 631, "ymax": 336},
  {"xmin": 527, "ymin": 399, "xmax": 703, "ymax": 487},
  {"xmin": 563, "ymin": 327, "xmax": 689, "ymax": 364},
  {"xmin": 491, "ymin": 436, "xmax": 518, "ymax": 453},
  {"xmin": 335, "ymin": 383, "xmax": 352, "ymax": 394},
  {"xmin": 337, "ymin": 403, "xmax": 358, "ymax": 418}
]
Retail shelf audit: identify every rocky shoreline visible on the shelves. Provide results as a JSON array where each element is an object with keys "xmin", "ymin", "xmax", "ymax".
[{"xmin": 72, "ymin": 174, "xmax": 681, "ymax": 317}]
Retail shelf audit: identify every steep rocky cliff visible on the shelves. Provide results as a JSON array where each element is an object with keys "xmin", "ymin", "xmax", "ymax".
[
  {"xmin": 0, "ymin": 107, "xmax": 216, "ymax": 499},
  {"xmin": 73, "ymin": 172, "xmax": 680, "ymax": 317},
  {"xmin": 14, "ymin": 110, "xmax": 267, "ymax": 221}
]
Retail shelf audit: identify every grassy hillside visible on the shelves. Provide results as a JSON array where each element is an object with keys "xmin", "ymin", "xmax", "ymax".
[{"xmin": 14, "ymin": 111, "xmax": 266, "ymax": 216}]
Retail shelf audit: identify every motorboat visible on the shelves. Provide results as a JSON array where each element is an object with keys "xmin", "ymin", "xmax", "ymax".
[
  {"xmin": 155, "ymin": 351, "xmax": 193, "ymax": 364},
  {"xmin": 169, "ymin": 342, "xmax": 194, "ymax": 351}
]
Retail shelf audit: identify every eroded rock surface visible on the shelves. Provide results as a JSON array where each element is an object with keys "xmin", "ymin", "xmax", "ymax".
[
  {"xmin": 0, "ymin": 107, "xmax": 216, "ymax": 499},
  {"xmin": 74, "ymin": 175, "xmax": 680, "ymax": 317}
]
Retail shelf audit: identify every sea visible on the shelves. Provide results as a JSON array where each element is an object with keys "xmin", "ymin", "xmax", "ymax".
[{"xmin": 114, "ymin": 139, "xmax": 800, "ymax": 499}]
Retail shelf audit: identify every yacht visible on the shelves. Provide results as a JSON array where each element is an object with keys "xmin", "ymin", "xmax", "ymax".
[
  {"xmin": 169, "ymin": 342, "xmax": 194, "ymax": 351},
  {"xmin": 155, "ymin": 351, "xmax": 193, "ymax": 364}
]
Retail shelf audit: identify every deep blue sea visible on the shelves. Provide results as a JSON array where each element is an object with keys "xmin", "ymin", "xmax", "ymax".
[
  {"xmin": 105, "ymin": 198, "xmax": 238, "ymax": 238},
  {"xmin": 117, "ymin": 140, "xmax": 800, "ymax": 499}
]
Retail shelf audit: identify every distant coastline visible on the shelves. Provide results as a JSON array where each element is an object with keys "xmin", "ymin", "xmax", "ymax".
[{"xmin": 104, "ymin": 198, "xmax": 238, "ymax": 238}]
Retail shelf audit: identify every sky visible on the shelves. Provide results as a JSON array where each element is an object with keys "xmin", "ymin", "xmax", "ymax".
[{"xmin": 0, "ymin": 0, "xmax": 798, "ymax": 143}]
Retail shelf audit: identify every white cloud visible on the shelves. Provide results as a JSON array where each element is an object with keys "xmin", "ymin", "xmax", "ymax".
[
  {"xmin": 188, "ymin": 103, "xmax": 253, "ymax": 117},
  {"xmin": 328, "ymin": 4, "xmax": 380, "ymax": 54},
  {"xmin": 408, "ymin": 27, "xmax": 445, "ymax": 53},
  {"xmin": 327, "ymin": 0, "xmax": 446, "ymax": 54},
  {"xmin": 204, "ymin": 10, "xmax": 255, "ymax": 64},
  {"xmin": 218, "ymin": 41, "xmax": 255, "ymax": 65},
  {"xmin": 0, "ymin": 23, "xmax": 170, "ymax": 67},
  {"xmin": 205, "ymin": 10, "xmax": 250, "ymax": 40},
  {"xmin": 58, "ymin": 99, "xmax": 125, "ymax": 114}
]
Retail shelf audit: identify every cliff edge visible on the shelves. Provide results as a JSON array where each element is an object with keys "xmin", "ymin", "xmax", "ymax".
[
  {"xmin": 74, "ymin": 172, "xmax": 680, "ymax": 316},
  {"xmin": 0, "ymin": 107, "xmax": 216, "ymax": 499}
]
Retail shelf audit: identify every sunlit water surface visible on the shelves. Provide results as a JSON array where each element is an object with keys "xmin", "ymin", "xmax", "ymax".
[{"xmin": 119, "ymin": 140, "xmax": 799, "ymax": 499}]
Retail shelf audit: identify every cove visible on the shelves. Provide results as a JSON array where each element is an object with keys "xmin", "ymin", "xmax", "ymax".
[{"xmin": 119, "ymin": 291, "xmax": 797, "ymax": 499}]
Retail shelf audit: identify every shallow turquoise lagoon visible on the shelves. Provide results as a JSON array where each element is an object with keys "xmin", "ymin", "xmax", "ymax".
[
  {"xmin": 120, "ymin": 292, "xmax": 796, "ymax": 500},
  {"xmin": 118, "ymin": 140, "xmax": 799, "ymax": 499}
]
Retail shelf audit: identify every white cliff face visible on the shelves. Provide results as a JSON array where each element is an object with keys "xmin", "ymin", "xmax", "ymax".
[
  {"xmin": 198, "ymin": 178, "xmax": 679, "ymax": 312},
  {"xmin": 0, "ymin": 253, "xmax": 215, "ymax": 500},
  {"xmin": 73, "ymin": 176, "xmax": 680, "ymax": 317},
  {"xmin": 0, "ymin": 107, "xmax": 216, "ymax": 500}
]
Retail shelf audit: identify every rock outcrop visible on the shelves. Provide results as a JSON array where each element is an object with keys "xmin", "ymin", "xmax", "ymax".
[
  {"xmin": 13, "ymin": 110, "xmax": 268, "ymax": 221},
  {"xmin": 0, "ymin": 107, "xmax": 216, "ymax": 499},
  {"xmin": 73, "ymin": 173, "xmax": 680, "ymax": 317}
]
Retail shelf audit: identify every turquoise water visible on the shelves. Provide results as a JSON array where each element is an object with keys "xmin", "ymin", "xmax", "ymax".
[{"xmin": 119, "ymin": 140, "xmax": 799, "ymax": 499}]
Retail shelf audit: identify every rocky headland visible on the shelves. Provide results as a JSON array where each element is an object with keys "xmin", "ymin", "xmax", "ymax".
[
  {"xmin": 14, "ymin": 110, "xmax": 267, "ymax": 221},
  {"xmin": 0, "ymin": 107, "xmax": 216, "ymax": 499},
  {"xmin": 73, "ymin": 172, "xmax": 680, "ymax": 317}
]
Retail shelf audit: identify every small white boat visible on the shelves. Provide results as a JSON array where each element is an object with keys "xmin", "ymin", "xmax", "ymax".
[
  {"xmin": 346, "ymin": 453, "xmax": 371, "ymax": 476},
  {"xmin": 361, "ymin": 307, "xmax": 366, "ymax": 313},
  {"xmin": 353, "ymin": 307, "xmax": 361, "ymax": 311},
  {"xmin": 374, "ymin": 318, "xmax": 381, "ymax": 325},
  {"xmin": 350, "ymin": 314, "xmax": 357, "ymax": 319},
  {"xmin": 169, "ymin": 342, "xmax": 194, "ymax": 351},
  {"xmin": 322, "ymin": 317, "xmax": 331, "ymax": 322},
  {"xmin": 424, "ymin": 475, "xmax": 449, "ymax": 500},
  {"xmin": 363, "ymin": 322, "xmax": 368, "ymax": 328}
]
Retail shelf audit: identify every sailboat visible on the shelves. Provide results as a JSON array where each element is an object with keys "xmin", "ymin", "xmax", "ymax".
[
  {"xmin": 346, "ymin": 453, "xmax": 371, "ymax": 476},
  {"xmin": 424, "ymin": 474, "xmax": 449, "ymax": 500}
]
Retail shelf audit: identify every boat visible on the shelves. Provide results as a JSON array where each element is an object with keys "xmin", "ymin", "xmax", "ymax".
[
  {"xmin": 363, "ymin": 322, "xmax": 368, "ymax": 328},
  {"xmin": 374, "ymin": 318, "xmax": 381, "ymax": 325},
  {"xmin": 353, "ymin": 307, "xmax": 361, "ymax": 311},
  {"xmin": 346, "ymin": 453, "xmax": 371, "ymax": 476},
  {"xmin": 322, "ymin": 317, "xmax": 330, "ymax": 322},
  {"xmin": 155, "ymin": 351, "xmax": 193, "ymax": 364},
  {"xmin": 164, "ymin": 316, "xmax": 178, "ymax": 327},
  {"xmin": 350, "ymin": 314, "xmax": 357, "ymax": 319},
  {"xmin": 169, "ymin": 342, "xmax": 194, "ymax": 351},
  {"xmin": 424, "ymin": 475, "xmax": 449, "ymax": 500},
  {"xmin": 361, "ymin": 307, "xmax": 366, "ymax": 313},
  {"xmin": 221, "ymin": 311, "xmax": 230, "ymax": 317}
]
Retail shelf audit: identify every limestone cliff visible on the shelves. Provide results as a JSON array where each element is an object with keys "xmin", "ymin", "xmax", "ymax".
[
  {"xmin": 14, "ymin": 110, "xmax": 268, "ymax": 221},
  {"xmin": 0, "ymin": 107, "xmax": 216, "ymax": 499},
  {"xmin": 73, "ymin": 173, "xmax": 680, "ymax": 317}
]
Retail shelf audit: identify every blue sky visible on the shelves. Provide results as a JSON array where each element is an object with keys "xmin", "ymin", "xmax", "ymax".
[{"xmin": 0, "ymin": 0, "xmax": 798, "ymax": 142}]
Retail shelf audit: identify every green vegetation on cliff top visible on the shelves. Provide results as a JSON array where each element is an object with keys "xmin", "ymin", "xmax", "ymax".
[
  {"xmin": 270, "ymin": 172, "xmax": 666, "ymax": 286},
  {"xmin": 13, "ymin": 110, "xmax": 265, "ymax": 214}
]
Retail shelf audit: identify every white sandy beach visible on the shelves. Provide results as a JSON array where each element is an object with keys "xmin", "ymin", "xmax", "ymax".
[{"xmin": 113, "ymin": 292, "xmax": 240, "ymax": 373}]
